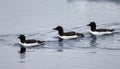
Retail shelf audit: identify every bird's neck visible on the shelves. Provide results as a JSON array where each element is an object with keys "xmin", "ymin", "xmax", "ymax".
[
  {"xmin": 58, "ymin": 29, "xmax": 64, "ymax": 36},
  {"xmin": 91, "ymin": 26, "xmax": 96, "ymax": 31},
  {"xmin": 20, "ymin": 38, "xmax": 25, "ymax": 43}
]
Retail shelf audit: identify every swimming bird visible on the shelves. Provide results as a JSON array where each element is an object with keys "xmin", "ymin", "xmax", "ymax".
[
  {"xmin": 87, "ymin": 22, "xmax": 114, "ymax": 35},
  {"xmin": 18, "ymin": 34, "xmax": 45, "ymax": 47},
  {"xmin": 53, "ymin": 26, "xmax": 84, "ymax": 39}
]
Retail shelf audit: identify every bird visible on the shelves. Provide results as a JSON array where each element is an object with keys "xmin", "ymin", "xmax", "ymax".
[
  {"xmin": 17, "ymin": 34, "xmax": 45, "ymax": 47},
  {"xmin": 87, "ymin": 22, "xmax": 114, "ymax": 35},
  {"xmin": 53, "ymin": 26, "xmax": 84, "ymax": 39}
]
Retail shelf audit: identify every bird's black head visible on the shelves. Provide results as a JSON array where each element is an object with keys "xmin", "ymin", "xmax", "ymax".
[
  {"xmin": 53, "ymin": 26, "xmax": 63, "ymax": 31},
  {"xmin": 87, "ymin": 22, "xmax": 96, "ymax": 31},
  {"xmin": 87, "ymin": 22, "xmax": 96, "ymax": 27},
  {"xmin": 53, "ymin": 26, "xmax": 64, "ymax": 36},
  {"xmin": 18, "ymin": 34, "xmax": 26, "ymax": 42}
]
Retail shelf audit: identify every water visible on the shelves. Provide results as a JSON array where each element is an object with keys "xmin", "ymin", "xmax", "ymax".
[{"xmin": 0, "ymin": 0, "xmax": 120, "ymax": 69}]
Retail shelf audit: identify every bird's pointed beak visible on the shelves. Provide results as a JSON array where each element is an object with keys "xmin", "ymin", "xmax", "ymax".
[
  {"xmin": 17, "ymin": 36, "xmax": 20, "ymax": 38},
  {"xmin": 87, "ymin": 24, "xmax": 90, "ymax": 26},
  {"xmin": 53, "ymin": 28, "xmax": 56, "ymax": 30}
]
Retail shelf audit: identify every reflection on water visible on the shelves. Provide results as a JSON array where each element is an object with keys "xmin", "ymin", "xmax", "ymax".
[
  {"xmin": 19, "ymin": 47, "xmax": 26, "ymax": 53},
  {"xmin": 89, "ymin": 35, "xmax": 97, "ymax": 48},
  {"xmin": 57, "ymin": 40, "xmax": 64, "ymax": 52},
  {"xmin": 20, "ymin": 53, "xmax": 26, "ymax": 59},
  {"xmin": 19, "ymin": 47, "xmax": 26, "ymax": 62},
  {"xmin": 18, "ymin": 53, "xmax": 26, "ymax": 63}
]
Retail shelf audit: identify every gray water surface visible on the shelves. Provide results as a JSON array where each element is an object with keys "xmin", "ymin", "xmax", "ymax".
[{"xmin": 0, "ymin": 0, "xmax": 120, "ymax": 69}]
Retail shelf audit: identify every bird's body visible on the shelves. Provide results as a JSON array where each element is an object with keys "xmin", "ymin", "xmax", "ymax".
[
  {"xmin": 53, "ymin": 26, "xmax": 84, "ymax": 39},
  {"xmin": 87, "ymin": 22, "xmax": 114, "ymax": 35},
  {"xmin": 89, "ymin": 30, "xmax": 113, "ymax": 35},
  {"xmin": 58, "ymin": 35, "xmax": 78, "ymax": 39},
  {"xmin": 18, "ymin": 34, "xmax": 44, "ymax": 47},
  {"xmin": 19, "ymin": 41, "xmax": 40, "ymax": 47}
]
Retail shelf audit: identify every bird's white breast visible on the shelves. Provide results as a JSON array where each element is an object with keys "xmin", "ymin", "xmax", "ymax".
[
  {"xmin": 58, "ymin": 35, "xmax": 78, "ymax": 39},
  {"xmin": 90, "ymin": 30, "xmax": 113, "ymax": 35},
  {"xmin": 19, "ymin": 42, "xmax": 39, "ymax": 47}
]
